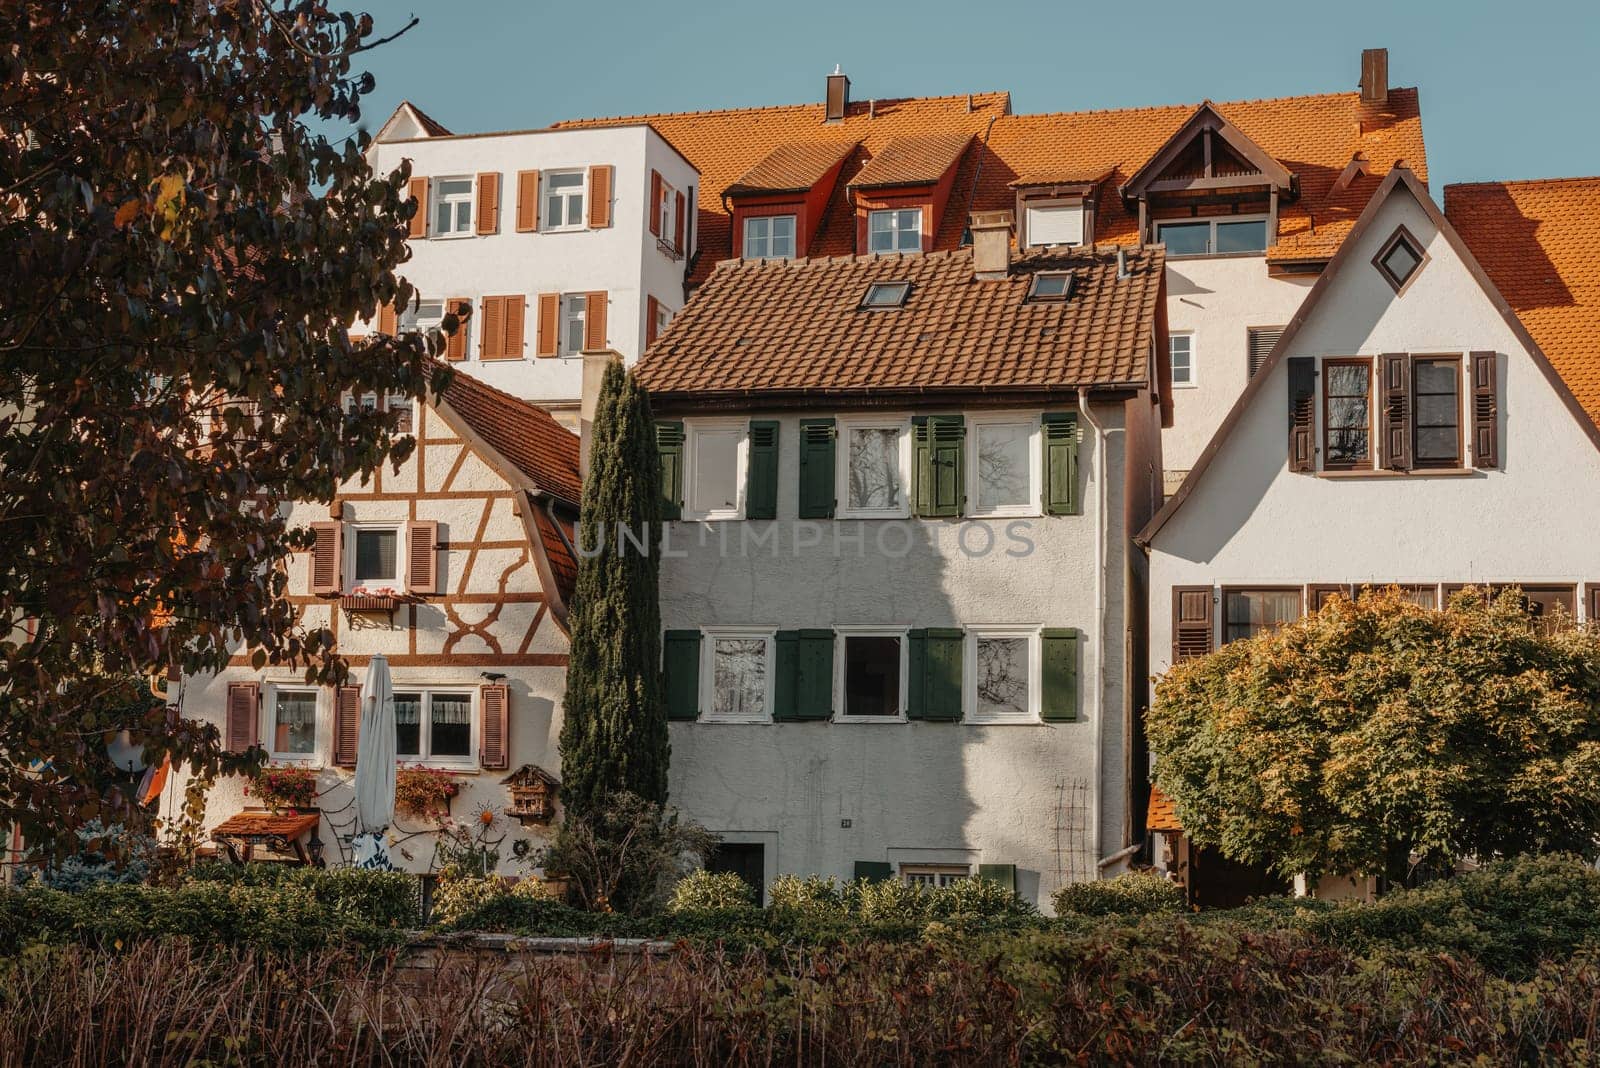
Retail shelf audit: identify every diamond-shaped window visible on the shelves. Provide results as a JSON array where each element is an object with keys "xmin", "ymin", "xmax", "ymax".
[{"xmin": 1373, "ymin": 226, "xmax": 1427, "ymax": 293}]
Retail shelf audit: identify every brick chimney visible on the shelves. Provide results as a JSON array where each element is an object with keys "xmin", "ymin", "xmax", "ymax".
[
  {"xmin": 1360, "ymin": 48, "xmax": 1388, "ymax": 105},
  {"xmin": 825, "ymin": 65, "xmax": 850, "ymax": 123},
  {"xmin": 969, "ymin": 211, "xmax": 1013, "ymax": 280},
  {"xmin": 578, "ymin": 350, "xmax": 617, "ymax": 482}
]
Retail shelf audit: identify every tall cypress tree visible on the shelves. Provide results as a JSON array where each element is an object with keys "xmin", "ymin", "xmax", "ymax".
[{"xmin": 559, "ymin": 359, "xmax": 667, "ymax": 817}]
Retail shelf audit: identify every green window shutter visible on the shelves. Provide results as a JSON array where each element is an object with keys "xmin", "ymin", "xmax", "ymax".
[
  {"xmin": 913, "ymin": 415, "xmax": 964, "ymax": 518},
  {"xmin": 797, "ymin": 418, "xmax": 836, "ymax": 518},
  {"xmin": 773, "ymin": 630, "xmax": 799, "ymax": 721},
  {"xmin": 977, "ymin": 863, "xmax": 1017, "ymax": 893},
  {"xmin": 1040, "ymin": 627, "xmax": 1079, "ymax": 722},
  {"xmin": 662, "ymin": 629, "xmax": 701, "ymax": 721},
  {"xmin": 1042, "ymin": 413, "xmax": 1079, "ymax": 516},
  {"xmin": 907, "ymin": 627, "xmax": 962, "ymax": 721},
  {"xmin": 853, "ymin": 861, "xmax": 893, "ymax": 882},
  {"xmin": 794, "ymin": 629, "xmax": 834, "ymax": 720},
  {"xmin": 656, "ymin": 420, "xmax": 684, "ymax": 520},
  {"xmin": 746, "ymin": 420, "xmax": 779, "ymax": 519}
]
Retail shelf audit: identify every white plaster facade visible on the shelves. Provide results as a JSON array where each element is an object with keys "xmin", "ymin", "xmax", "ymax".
[{"xmin": 367, "ymin": 122, "xmax": 699, "ymax": 418}]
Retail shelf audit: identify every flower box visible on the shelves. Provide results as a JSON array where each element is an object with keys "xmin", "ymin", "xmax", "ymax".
[
  {"xmin": 247, "ymin": 765, "xmax": 318, "ymax": 813},
  {"xmin": 396, "ymin": 765, "xmax": 461, "ymax": 821}
]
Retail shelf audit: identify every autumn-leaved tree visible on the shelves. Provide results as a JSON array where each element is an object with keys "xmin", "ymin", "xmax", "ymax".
[
  {"xmin": 0, "ymin": 1, "xmax": 451, "ymax": 860},
  {"xmin": 1148, "ymin": 587, "xmax": 1600, "ymax": 883}
]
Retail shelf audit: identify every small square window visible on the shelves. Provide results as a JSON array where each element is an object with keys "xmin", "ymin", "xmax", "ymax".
[
  {"xmin": 841, "ymin": 634, "xmax": 903, "ymax": 717},
  {"xmin": 744, "ymin": 215, "xmax": 796, "ymax": 259},
  {"xmin": 542, "ymin": 170, "xmax": 586, "ymax": 230},
  {"xmin": 703, "ymin": 631, "xmax": 773, "ymax": 723},
  {"xmin": 395, "ymin": 689, "xmax": 474, "ymax": 763},
  {"xmin": 432, "ymin": 177, "xmax": 474, "ymax": 236},
  {"xmin": 860, "ymin": 281, "xmax": 911, "ymax": 309},
  {"xmin": 1027, "ymin": 271, "xmax": 1073, "ymax": 302},
  {"xmin": 1170, "ymin": 334, "xmax": 1195, "ymax": 386},
  {"xmin": 350, "ymin": 527, "xmax": 402, "ymax": 589},
  {"xmin": 868, "ymin": 208, "xmax": 922, "ymax": 254},
  {"xmin": 1373, "ymin": 226, "xmax": 1427, "ymax": 293}
]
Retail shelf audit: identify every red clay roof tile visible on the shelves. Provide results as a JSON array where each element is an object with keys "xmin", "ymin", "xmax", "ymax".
[
  {"xmin": 437, "ymin": 366, "xmax": 581, "ymax": 504},
  {"xmin": 728, "ymin": 140, "xmax": 858, "ymax": 195},
  {"xmin": 850, "ymin": 132, "xmax": 974, "ymax": 189},
  {"xmin": 1146, "ymin": 786, "xmax": 1182, "ymax": 833}
]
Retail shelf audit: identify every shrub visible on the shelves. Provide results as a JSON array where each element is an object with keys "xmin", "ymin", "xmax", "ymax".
[
  {"xmin": 849, "ymin": 876, "xmax": 928, "ymax": 924},
  {"xmin": 768, "ymin": 873, "xmax": 845, "ymax": 914},
  {"xmin": 667, "ymin": 870, "xmax": 755, "ymax": 915},
  {"xmin": 15, "ymin": 820, "xmax": 157, "ymax": 891},
  {"xmin": 1052, "ymin": 870, "xmax": 1185, "ymax": 917},
  {"xmin": 181, "ymin": 864, "xmax": 419, "ymax": 930},
  {"xmin": 537, "ymin": 791, "xmax": 717, "ymax": 916},
  {"xmin": 926, "ymin": 875, "xmax": 1036, "ymax": 921}
]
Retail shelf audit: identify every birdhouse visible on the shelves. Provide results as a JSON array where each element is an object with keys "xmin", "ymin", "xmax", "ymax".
[{"xmin": 501, "ymin": 764, "xmax": 560, "ymax": 825}]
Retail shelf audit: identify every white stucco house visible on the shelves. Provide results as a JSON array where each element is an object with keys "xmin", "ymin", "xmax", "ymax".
[
  {"xmin": 364, "ymin": 102, "xmax": 699, "ymax": 422},
  {"xmin": 635, "ymin": 212, "xmax": 1169, "ymax": 907},
  {"xmin": 1137, "ymin": 166, "xmax": 1600, "ymax": 903}
]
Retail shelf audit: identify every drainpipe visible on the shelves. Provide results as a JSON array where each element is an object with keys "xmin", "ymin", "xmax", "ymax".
[{"xmin": 1077, "ymin": 387, "xmax": 1111, "ymax": 878}]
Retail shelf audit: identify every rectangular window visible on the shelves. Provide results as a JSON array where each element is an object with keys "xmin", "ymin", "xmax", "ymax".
[
  {"xmin": 654, "ymin": 301, "xmax": 672, "ymax": 341},
  {"xmin": 1443, "ymin": 584, "xmax": 1576, "ymax": 631},
  {"xmin": 1156, "ymin": 215, "xmax": 1269, "ymax": 257},
  {"xmin": 386, "ymin": 394, "xmax": 413, "ymax": 435},
  {"xmin": 541, "ymin": 170, "xmax": 585, "ymax": 230},
  {"xmin": 901, "ymin": 864, "xmax": 969, "ymax": 887},
  {"xmin": 743, "ymin": 215, "xmax": 796, "ymax": 259},
  {"xmin": 351, "ymin": 527, "xmax": 400, "ymax": 587},
  {"xmin": 656, "ymin": 178, "xmax": 677, "ymax": 243},
  {"xmin": 399, "ymin": 299, "xmax": 445, "ymax": 336},
  {"xmin": 868, "ymin": 208, "xmax": 922, "ymax": 254},
  {"xmin": 1222, "ymin": 587, "xmax": 1302, "ymax": 644},
  {"xmin": 269, "ymin": 688, "xmax": 317, "ymax": 759},
  {"xmin": 701, "ymin": 629, "xmax": 774, "ymax": 723},
  {"xmin": 969, "ymin": 418, "xmax": 1037, "ymax": 517},
  {"xmin": 1170, "ymin": 334, "xmax": 1195, "ymax": 387},
  {"xmin": 839, "ymin": 419, "xmax": 909, "ymax": 517},
  {"xmin": 840, "ymin": 632, "xmax": 904, "ymax": 718},
  {"xmin": 1323, "ymin": 358, "xmax": 1372, "ymax": 469},
  {"xmin": 431, "ymin": 177, "xmax": 474, "ymax": 236},
  {"xmin": 394, "ymin": 689, "xmax": 474, "ymax": 763},
  {"xmin": 968, "ymin": 628, "xmax": 1036, "ymax": 723},
  {"xmin": 559, "ymin": 294, "xmax": 586, "ymax": 356},
  {"xmin": 1412, "ymin": 357, "xmax": 1461, "ymax": 468},
  {"xmin": 1024, "ymin": 201, "xmax": 1084, "ymax": 247},
  {"xmin": 685, "ymin": 421, "xmax": 746, "ymax": 521}
]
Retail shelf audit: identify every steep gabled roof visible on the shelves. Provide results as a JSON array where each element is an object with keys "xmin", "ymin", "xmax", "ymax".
[
  {"xmin": 636, "ymin": 246, "xmax": 1164, "ymax": 401},
  {"xmin": 1138, "ymin": 167, "xmax": 1600, "ymax": 549},
  {"xmin": 849, "ymin": 132, "xmax": 973, "ymax": 189},
  {"xmin": 1117, "ymin": 101, "xmax": 1294, "ymax": 200},
  {"xmin": 436, "ymin": 367, "xmax": 582, "ymax": 505},
  {"xmin": 372, "ymin": 100, "xmax": 453, "ymax": 144},
  {"xmin": 726, "ymin": 140, "xmax": 858, "ymax": 195},
  {"xmin": 1446, "ymin": 177, "xmax": 1600, "ymax": 429}
]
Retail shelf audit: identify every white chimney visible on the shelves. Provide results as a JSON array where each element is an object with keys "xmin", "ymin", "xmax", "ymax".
[{"xmin": 969, "ymin": 210, "xmax": 1013, "ymax": 280}]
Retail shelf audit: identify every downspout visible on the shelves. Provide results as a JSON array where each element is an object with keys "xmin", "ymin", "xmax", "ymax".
[{"xmin": 1077, "ymin": 387, "xmax": 1112, "ymax": 877}]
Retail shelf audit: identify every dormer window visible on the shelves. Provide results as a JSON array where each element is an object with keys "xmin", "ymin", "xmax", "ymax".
[
  {"xmin": 1027, "ymin": 271, "xmax": 1074, "ymax": 302},
  {"xmin": 1373, "ymin": 225, "xmax": 1427, "ymax": 293},
  {"xmin": 1024, "ymin": 201, "xmax": 1084, "ymax": 248},
  {"xmin": 1155, "ymin": 216, "xmax": 1269, "ymax": 257},
  {"xmin": 860, "ymin": 281, "xmax": 911, "ymax": 309},
  {"xmin": 868, "ymin": 209, "xmax": 922, "ymax": 254},
  {"xmin": 744, "ymin": 215, "xmax": 796, "ymax": 259}
]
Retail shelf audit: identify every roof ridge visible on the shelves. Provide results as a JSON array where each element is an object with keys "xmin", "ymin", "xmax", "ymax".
[
  {"xmin": 1012, "ymin": 85, "xmax": 1416, "ymax": 123},
  {"xmin": 546, "ymin": 89, "xmax": 1011, "ymax": 129},
  {"xmin": 1446, "ymin": 175, "xmax": 1600, "ymax": 191}
]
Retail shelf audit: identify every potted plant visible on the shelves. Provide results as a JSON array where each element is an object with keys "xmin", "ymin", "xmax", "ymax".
[
  {"xmin": 247, "ymin": 765, "xmax": 317, "ymax": 813},
  {"xmin": 396, "ymin": 764, "xmax": 460, "ymax": 820}
]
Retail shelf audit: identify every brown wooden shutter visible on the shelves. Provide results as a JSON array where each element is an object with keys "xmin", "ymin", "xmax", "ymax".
[
  {"xmin": 1286, "ymin": 356, "xmax": 1315, "ymax": 473},
  {"xmin": 646, "ymin": 295, "xmax": 660, "ymax": 346},
  {"xmin": 587, "ymin": 165, "xmax": 613, "ymax": 228},
  {"xmin": 444, "ymin": 295, "xmax": 470, "ymax": 361},
  {"xmin": 1171, "ymin": 586, "xmax": 1214, "ymax": 664},
  {"xmin": 583, "ymin": 292, "xmax": 607, "ymax": 352},
  {"xmin": 1379, "ymin": 352, "xmax": 1412, "ymax": 471},
  {"xmin": 225, "ymin": 682, "xmax": 259, "ymax": 753},
  {"xmin": 536, "ymin": 293, "xmax": 560, "ymax": 357},
  {"xmin": 308, "ymin": 520, "xmax": 342, "ymax": 595},
  {"xmin": 479, "ymin": 295, "xmax": 504, "ymax": 359},
  {"xmin": 333, "ymin": 684, "xmax": 361, "ymax": 767},
  {"xmin": 475, "ymin": 172, "xmax": 500, "ymax": 234},
  {"xmin": 407, "ymin": 176, "xmax": 428, "ymax": 239},
  {"xmin": 648, "ymin": 170, "xmax": 662, "ymax": 236},
  {"xmin": 405, "ymin": 519, "xmax": 438, "ymax": 595},
  {"xmin": 516, "ymin": 170, "xmax": 540, "ymax": 232},
  {"xmin": 503, "ymin": 295, "xmax": 525, "ymax": 359},
  {"xmin": 377, "ymin": 303, "xmax": 397, "ymax": 336},
  {"xmin": 480, "ymin": 684, "xmax": 509, "ymax": 769},
  {"xmin": 1471, "ymin": 350, "xmax": 1499, "ymax": 469},
  {"xmin": 673, "ymin": 191, "xmax": 686, "ymax": 251}
]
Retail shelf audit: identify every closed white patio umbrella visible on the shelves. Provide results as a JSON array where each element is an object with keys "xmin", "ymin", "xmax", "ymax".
[{"xmin": 350, "ymin": 654, "xmax": 397, "ymax": 869}]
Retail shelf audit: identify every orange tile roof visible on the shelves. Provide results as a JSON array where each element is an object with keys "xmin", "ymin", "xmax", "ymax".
[
  {"xmin": 1146, "ymin": 786, "xmax": 1182, "ymax": 833},
  {"xmin": 1445, "ymin": 177, "xmax": 1600, "ymax": 429},
  {"xmin": 850, "ymin": 132, "xmax": 973, "ymax": 189},
  {"xmin": 530, "ymin": 502, "xmax": 577, "ymax": 610},
  {"xmin": 551, "ymin": 88, "xmax": 1425, "ymax": 282},
  {"xmin": 728, "ymin": 140, "xmax": 858, "ymax": 195},
  {"xmin": 636, "ymin": 245, "xmax": 1163, "ymax": 399},
  {"xmin": 438, "ymin": 366, "xmax": 581, "ymax": 504},
  {"xmin": 212, "ymin": 811, "xmax": 321, "ymax": 839},
  {"xmin": 1010, "ymin": 166, "xmax": 1115, "ymax": 188}
]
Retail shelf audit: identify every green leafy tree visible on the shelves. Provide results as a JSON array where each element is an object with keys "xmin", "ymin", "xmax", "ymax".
[
  {"xmin": 1149, "ymin": 587, "xmax": 1600, "ymax": 883},
  {"xmin": 559, "ymin": 360, "xmax": 667, "ymax": 817},
  {"xmin": 0, "ymin": 2, "xmax": 450, "ymax": 860}
]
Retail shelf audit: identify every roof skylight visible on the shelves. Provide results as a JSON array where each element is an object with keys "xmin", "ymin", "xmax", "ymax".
[
  {"xmin": 859, "ymin": 281, "xmax": 911, "ymax": 309},
  {"xmin": 1027, "ymin": 271, "xmax": 1074, "ymax": 302}
]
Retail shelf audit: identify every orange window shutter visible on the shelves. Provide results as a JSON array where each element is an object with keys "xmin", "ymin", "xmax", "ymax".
[
  {"xmin": 475, "ymin": 172, "xmax": 500, "ymax": 234},
  {"xmin": 516, "ymin": 170, "xmax": 540, "ymax": 232},
  {"xmin": 583, "ymin": 292, "xmax": 607, "ymax": 352},
  {"xmin": 405, "ymin": 519, "xmax": 438, "ymax": 594},
  {"xmin": 445, "ymin": 295, "xmax": 470, "ymax": 360},
  {"xmin": 480, "ymin": 684, "xmax": 510, "ymax": 769},
  {"xmin": 377, "ymin": 303, "xmax": 397, "ymax": 336},
  {"xmin": 225, "ymin": 682, "xmax": 259, "ymax": 753},
  {"xmin": 648, "ymin": 171, "xmax": 662, "ymax": 236},
  {"xmin": 333, "ymin": 685, "xmax": 361, "ymax": 767},
  {"xmin": 479, "ymin": 295, "xmax": 504, "ymax": 359},
  {"xmin": 646, "ymin": 295, "xmax": 659, "ymax": 345},
  {"xmin": 407, "ymin": 176, "xmax": 428, "ymax": 239},
  {"xmin": 536, "ymin": 293, "xmax": 560, "ymax": 357},
  {"xmin": 673, "ymin": 191, "xmax": 685, "ymax": 251},
  {"xmin": 309, "ymin": 520, "xmax": 342, "ymax": 595},
  {"xmin": 587, "ymin": 165, "xmax": 613, "ymax": 228},
  {"xmin": 503, "ymin": 296, "xmax": 526, "ymax": 358}
]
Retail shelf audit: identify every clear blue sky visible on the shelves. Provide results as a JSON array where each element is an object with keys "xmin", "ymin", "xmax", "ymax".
[{"xmin": 345, "ymin": 0, "xmax": 1599, "ymax": 188}]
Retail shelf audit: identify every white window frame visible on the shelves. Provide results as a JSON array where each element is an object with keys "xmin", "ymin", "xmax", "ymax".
[
  {"xmin": 1023, "ymin": 198, "xmax": 1085, "ymax": 248},
  {"xmin": 743, "ymin": 214, "xmax": 797, "ymax": 259},
  {"xmin": 390, "ymin": 684, "xmax": 478, "ymax": 768},
  {"xmin": 965, "ymin": 625, "xmax": 1042, "ymax": 724},
  {"xmin": 654, "ymin": 300, "xmax": 673, "ymax": 341},
  {"xmin": 346, "ymin": 522, "xmax": 406, "ymax": 593},
  {"xmin": 264, "ymin": 684, "xmax": 320, "ymax": 764},
  {"xmin": 559, "ymin": 294, "xmax": 587, "ymax": 357},
  {"xmin": 967, "ymin": 413, "xmax": 1042, "ymax": 518},
  {"xmin": 867, "ymin": 208, "xmax": 923, "ymax": 254},
  {"xmin": 836, "ymin": 414, "xmax": 912, "ymax": 519},
  {"xmin": 683, "ymin": 418, "xmax": 748, "ymax": 522},
  {"xmin": 699, "ymin": 626, "xmax": 777, "ymax": 724},
  {"xmin": 541, "ymin": 169, "xmax": 586, "ymax": 233},
  {"xmin": 399, "ymin": 298, "xmax": 446, "ymax": 336},
  {"xmin": 901, "ymin": 863, "xmax": 970, "ymax": 887},
  {"xmin": 430, "ymin": 175, "xmax": 474, "ymax": 238},
  {"xmin": 656, "ymin": 177, "xmax": 678, "ymax": 244},
  {"xmin": 1170, "ymin": 333, "xmax": 1196, "ymax": 388},
  {"xmin": 834, "ymin": 625, "xmax": 910, "ymax": 723},
  {"xmin": 1155, "ymin": 214, "xmax": 1269, "ymax": 257}
]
